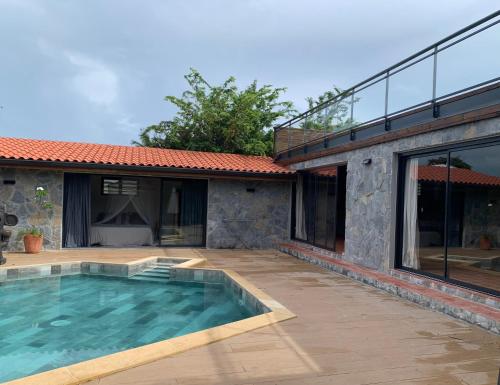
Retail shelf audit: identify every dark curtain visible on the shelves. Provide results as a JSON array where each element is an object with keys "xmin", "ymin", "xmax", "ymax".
[
  {"xmin": 180, "ymin": 180, "xmax": 207, "ymax": 226},
  {"xmin": 63, "ymin": 173, "xmax": 91, "ymax": 247}
]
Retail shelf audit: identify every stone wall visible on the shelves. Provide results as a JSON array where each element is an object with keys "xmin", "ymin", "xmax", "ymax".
[
  {"xmin": 290, "ymin": 117, "xmax": 500, "ymax": 272},
  {"xmin": 206, "ymin": 178, "xmax": 291, "ymax": 248},
  {"xmin": 0, "ymin": 168, "xmax": 63, "ymax": 251}
]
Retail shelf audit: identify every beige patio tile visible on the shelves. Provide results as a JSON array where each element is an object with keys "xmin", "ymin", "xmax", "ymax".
[{"xmin": 5, "ymin": 248, "xmax": 499, "ymax": 385}]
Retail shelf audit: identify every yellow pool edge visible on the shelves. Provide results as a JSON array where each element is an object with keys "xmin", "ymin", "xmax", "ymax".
[{"xmin": 2, "ymin": 259, "xmax": 295, "ymax": 385}]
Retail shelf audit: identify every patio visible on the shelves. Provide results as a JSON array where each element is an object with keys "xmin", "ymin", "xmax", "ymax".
[{"xmin": 4, "ymin": 248, "xmax": 499, "ymax": 385}]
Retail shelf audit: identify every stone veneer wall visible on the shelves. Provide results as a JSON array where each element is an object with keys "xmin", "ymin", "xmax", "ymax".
[
  {"xmin": 206, "ymin": 178, "xmax": 291, "ymax": 248},
  {"xmin": 290, "ymin": 117, "xmax": 500, "ymax": 272},
  {"xmin": 0, "ymin": 168, "xmax": 63, "ymax": 251}
]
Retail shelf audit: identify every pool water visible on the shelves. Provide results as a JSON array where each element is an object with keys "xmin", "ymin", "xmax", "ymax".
[{"xmin": 0, "ymin": 274, "xmax": 259, "ymax": 383}]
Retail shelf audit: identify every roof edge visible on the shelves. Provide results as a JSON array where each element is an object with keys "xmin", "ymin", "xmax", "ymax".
[{"xmin": 0, "ymin": 158, "xmax": 296, "ymax": 179}]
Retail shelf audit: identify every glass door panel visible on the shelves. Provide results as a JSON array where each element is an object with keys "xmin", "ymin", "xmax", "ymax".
[
  {"xmin": 293, "ymin": 166, "xmax": 345, "ymax": 252},
  {"xmin": 334, "ymin": 165, "xmax": 347, "ymax": 253},
  {"xmin": 314, "ymin": 176, "xmax": 329, "ymax": 248},
  {"xmin": 160, "ymin": 179, "xmax": 207, "ymax": 246},
  {"xmin": 447, "ymin": 144, "xmax": 500, "ymax": 293},
  {"xmin": 325, "ymin": 177, "xmax": 337, "ymax": 251},
  {"xmin": 304, "ymin": 173, "xmax": 316, "ymax": 244},
  {"xmin": 401, "ymin": 154, "xmax": 447, "ymax": 277}
]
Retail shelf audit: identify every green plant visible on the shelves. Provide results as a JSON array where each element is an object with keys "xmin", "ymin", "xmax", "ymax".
[
  {"xmin": 35, "ymin": 186, "xmax": 53, "ymax": 209},
  {"xmin": 23, "ymin": 186, "xmax": 53, "ymax": 238},
  {"xmin": 300, "ymin": 87, "xmax": 359, "ymax": 132},
  {"xmin": 134, "ymin": 68, "xmax": 296, "ymax": 156},
  {"xmin": 18, "ymin": 226, "xmax": 43, "ymax": 239}
]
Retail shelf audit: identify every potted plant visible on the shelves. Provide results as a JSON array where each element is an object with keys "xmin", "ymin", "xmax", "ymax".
[
  {"xmin": 21, "ymin": 186, "xmax": 53, "ymax": 254},
  {"xmin": 479, "ymin": 234, "xmax": 491, "ymax": 250},
  {"xmin": 22, "ymin": 226, "xmax": 44, "ymax": 254}
]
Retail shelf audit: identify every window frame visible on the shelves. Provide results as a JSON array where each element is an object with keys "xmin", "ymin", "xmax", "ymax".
[
  {"xmin": 101, "ymin": 177, "xmax": 139, "ymax": 196},
  {"xmin": 291, "ymin": 164, "xmax": 347, "ymax": 253},
  {"xmin": 396, "ymin": 136, "xmax": 500, "ymax": 297}
]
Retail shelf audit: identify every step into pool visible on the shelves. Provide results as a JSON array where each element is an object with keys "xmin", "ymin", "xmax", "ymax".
[{"xmin": 0, "ymin": 274, "xmax": 264, "ymax": 383}]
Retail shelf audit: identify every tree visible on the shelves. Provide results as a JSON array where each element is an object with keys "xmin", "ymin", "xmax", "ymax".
[
  {"xmin": 134, "ymin": 68, "xmax": 295, "ymax": 156},
  {"xmin": 428, "ymin": 156, "xmax": 472, "ymax": 169},
  {"xmin": 300, "ymin": 87, "xmax": 357, "ymax": 132}
]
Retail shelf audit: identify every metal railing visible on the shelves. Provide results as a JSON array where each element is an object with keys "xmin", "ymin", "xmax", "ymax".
[{"xmin": 274, "ymin": 11, "xmax": 500, "ymax": 156}]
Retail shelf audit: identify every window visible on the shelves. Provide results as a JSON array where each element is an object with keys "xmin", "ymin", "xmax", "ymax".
[
  {"xmin": 399, "ymin": 139, "xmax": 500, "ymax": 295},
  {"xmin": 102, "ymin": 178, "xmax": 138, "ymax": 196}
]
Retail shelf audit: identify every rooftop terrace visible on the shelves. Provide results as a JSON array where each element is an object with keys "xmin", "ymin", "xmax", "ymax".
[{"xmin": 274, "ymin": 11, "xmax": 500, "ymax": 163}]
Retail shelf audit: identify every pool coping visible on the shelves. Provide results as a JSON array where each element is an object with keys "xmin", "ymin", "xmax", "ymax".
[{"xmin": 0, "ymin": 258, "xmax": 296, "ymax": 385}]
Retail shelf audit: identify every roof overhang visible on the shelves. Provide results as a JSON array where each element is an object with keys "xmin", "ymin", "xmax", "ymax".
[{"xmin": 0, "ymin": 158, "xmax": 295, "ymax": 181}]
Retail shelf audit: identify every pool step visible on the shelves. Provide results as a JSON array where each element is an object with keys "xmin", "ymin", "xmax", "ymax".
[{"xmin": 129, "ymin": 263, "xmax": 173, "ymax": 283}]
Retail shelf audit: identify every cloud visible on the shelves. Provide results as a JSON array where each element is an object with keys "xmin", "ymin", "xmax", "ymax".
[
  {"xmin": 116, "ymin": 115, "xmax": 140, "ymax": 134},
  {"xmin": 65, "ymin": 51, "xmax": 119, "ymax": 108},
  {"xmin": 0, "ymin": 0, "xmax": 46, "ymax": 15}
]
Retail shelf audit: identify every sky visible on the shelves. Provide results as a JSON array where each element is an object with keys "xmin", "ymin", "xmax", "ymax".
[{"xmin": 0, "ymin": 0, "xmax": 498, "ymax": 145}]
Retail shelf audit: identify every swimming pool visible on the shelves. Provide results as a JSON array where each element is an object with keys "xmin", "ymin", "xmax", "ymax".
[{"xmin": 0, "ymin": 272, "xmax": 264, "ymax": 383}]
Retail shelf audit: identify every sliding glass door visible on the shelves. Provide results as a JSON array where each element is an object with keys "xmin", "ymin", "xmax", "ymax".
[
  {"xmin": 400, "ymin": 154, "xmax": 447, "ymax": 278},
  {"xmin": 446, "ymin": 145, "xmax": 500, "ymax": 292},
  {"xmin": 399, "ymin": 140, "xmax": 500, "ymax": 295},
  {"xmin": 160, "ymin": 179, "xmax": 207, "ymax": 246},
  {"xmin": 293, "ymin": 165, "xmax": 347, "ymax": 253}
]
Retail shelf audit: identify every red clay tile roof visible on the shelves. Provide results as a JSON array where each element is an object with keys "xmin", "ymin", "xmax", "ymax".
[
  {"xmin": 314, "ymin": 168, "xmax": 337, "ymax": 177},
  {"xmin": 0, "ymin": 137, "xmax": 293, "ymax": 175},
  {"xmin": 418, "ymin": 165, "xmax": 500, "ymax": 186}
]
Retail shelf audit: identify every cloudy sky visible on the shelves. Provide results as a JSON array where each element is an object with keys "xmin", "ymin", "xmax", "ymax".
[{"xmin": 0, "ymin": 1, "xmax": 498, "ymax": 145}]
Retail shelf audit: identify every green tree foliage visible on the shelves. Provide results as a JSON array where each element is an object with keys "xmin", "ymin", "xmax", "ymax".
[
  {"xmin": 427, "ymin": 156, "xmax": 472, "ymax": 169},
  {"xmin": 300, "ymin": 87, "xmax": 357, "ymax": 132},
  {"xmin": 134, "ymin": 69, "xmax": 295, "ymax": 156}
]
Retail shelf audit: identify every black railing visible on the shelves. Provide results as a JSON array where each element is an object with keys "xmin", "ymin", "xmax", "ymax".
[{"xmin": 274, "ymin": 11, "xmax": 500, "ymax": 156}]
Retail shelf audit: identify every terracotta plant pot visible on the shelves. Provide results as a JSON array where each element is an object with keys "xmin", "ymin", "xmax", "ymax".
[
  {"xmin": 479, "ymin": 236, "xmax": 491, "ymax": 251},
  {"xmin": 23, "ymin": 234, "xmax": 43, "ymax": 254}
]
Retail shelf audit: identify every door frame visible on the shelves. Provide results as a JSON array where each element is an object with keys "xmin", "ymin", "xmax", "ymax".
[{"xmin": 395, "ymin": 136, "xmax": 500, "ymax": 296}]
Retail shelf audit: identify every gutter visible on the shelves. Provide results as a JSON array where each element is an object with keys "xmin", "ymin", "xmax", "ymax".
[{"xmin": 0, "ymin": 158, "xmax": 296, "ymax": 181}]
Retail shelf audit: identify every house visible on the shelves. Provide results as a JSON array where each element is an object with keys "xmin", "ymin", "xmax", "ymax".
[
  {"xmin": 1, "ymin": 12, "xmax": 499, "ymax": 300},
  {"xmin": 271, "ymin": 11, "xmax": 500, "ymax": 297},
  {"xmin": 0, "ymin": 138, "xmax": 294, "ymax": 250}
]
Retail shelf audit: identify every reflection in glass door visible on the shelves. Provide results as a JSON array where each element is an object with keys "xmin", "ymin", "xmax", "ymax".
[
  {"xmin": 160, "ymin": 179, "xmax": 207, "ymax": 246},
  {"xmin": 399, "ymin": 140, "xmax": 500, "ymax": 295},
  {"xmin": 292, "ymin": 165, "xmax": 346, "ymax": 253},
  {"xmin": 447, "ymin": 144, "xmax": 500, "ymax": 293},
  {"xmin": 401, "ymin": 154, "xmax": 447, "ymax": 277}
]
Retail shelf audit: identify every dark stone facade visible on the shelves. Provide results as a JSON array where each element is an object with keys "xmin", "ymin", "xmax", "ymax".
[
  {"xmin": 290, "ymin": 117, "xmax": 500, "ymax": 272},
  {"xmin": 0, "ymin": 168, "xmax": 292, "ymax": 251},
  {"xmin": 206, "ymin": 178, "xmax": 291, "ymax": 248},
  {"xmin": 0, "ymin": 168, "xmax": 63, "ymax": 251}
]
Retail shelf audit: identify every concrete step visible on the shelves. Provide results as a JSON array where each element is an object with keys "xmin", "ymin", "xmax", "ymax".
[
  {"xmin": 137, "ymin": 271, "xmax": 170, "ymax": 279},
  {"xmin": 128, "ymin": 263, "xmax": 172, "ymax": 283},
  {"xmin": 154, "ymin": 263, "xmax": 175, "ymax": 268}
]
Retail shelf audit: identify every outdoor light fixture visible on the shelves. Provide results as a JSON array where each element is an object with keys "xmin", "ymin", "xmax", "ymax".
[{"xmin": 362, "ymin": 158, "xmax": 372, "ymax": 165}]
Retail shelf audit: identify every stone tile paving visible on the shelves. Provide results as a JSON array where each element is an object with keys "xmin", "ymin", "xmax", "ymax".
[
  {"xmin": 278, "ymin": 242, "xmax": 499, "ymax": 334},
  {"xmin": 4, "ymin": 248, "xmax": 500, "ymax": 384}
]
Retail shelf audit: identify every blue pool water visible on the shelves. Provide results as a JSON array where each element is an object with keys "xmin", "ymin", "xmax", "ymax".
[{"xmin": 0, "ymin": 274, "xmax": 260, "ymax": 383}]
